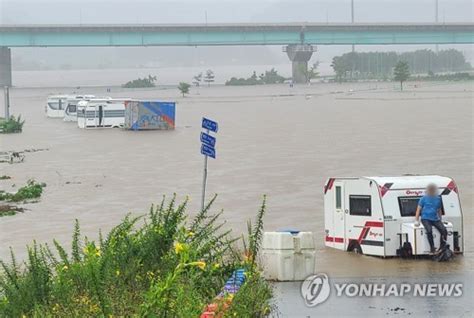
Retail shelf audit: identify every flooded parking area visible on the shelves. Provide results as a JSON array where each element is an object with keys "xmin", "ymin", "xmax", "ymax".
[{"xmin": 0, "ymin": 81, "xmax": 472, "ymax": 316}]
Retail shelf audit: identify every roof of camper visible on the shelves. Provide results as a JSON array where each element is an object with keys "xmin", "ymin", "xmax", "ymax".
[{"xmin": 364, "ymin": 175, "xmax": 453, "ymax": 188}]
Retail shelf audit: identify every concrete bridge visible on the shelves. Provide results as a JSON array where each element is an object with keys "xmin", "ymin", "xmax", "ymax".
[{"xmin": 1, "ymin": 23, "xmax": 473, "ymax": 85}]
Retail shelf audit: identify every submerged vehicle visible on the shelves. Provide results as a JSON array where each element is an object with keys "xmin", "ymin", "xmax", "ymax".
[
  {"xmin": 77, "ymin": 99, "xmax": 130, "ymax": 129},
  {"xmin": 46, "ymin": 94, "xmax": 95, "ymax": 119},
  {"xmin": 46, "ymin": 95, "xmax": 69, "ymax": 118},
  {"xmin": 324, "ymin": 175, "xmax": 463, "ymax": 257},
  {"xmin": 63, "ymin": 95, "xmax": 96, "ymax": 122}
]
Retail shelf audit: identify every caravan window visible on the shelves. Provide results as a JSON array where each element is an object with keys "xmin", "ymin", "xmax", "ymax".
[
  {"xmin": 398, "ymin": 196, "xmax": 445, "ymax": 217},
  {"xmin": 349, "ymin": 195, "xmax": 371, "ymax": 216},
  {"xmin": 335, "ymin": 186, "xmax": 342, "ymax": 209}
]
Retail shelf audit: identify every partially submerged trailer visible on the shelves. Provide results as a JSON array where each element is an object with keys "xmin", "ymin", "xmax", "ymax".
[
  {"xmin": 63, "ymin": 95, "xmax": 97, "ymax": 122},
  {"xmin": 45, "ymin": 95, "xmax": 69, "ymax": 118},
  {"xmin": 124, "ymin": 101, "xmax": 175, "ymax": 130},
  {"xmin": 324, "ymin": 175, "xmax": 463, "ymax": 257},
  {"xmin": 77, "ymin": 99, "xmax": 129, "ymax": 129},
  {"xmin": 46, "ymin": 94, "xmax": 95, "ymax": 119}
]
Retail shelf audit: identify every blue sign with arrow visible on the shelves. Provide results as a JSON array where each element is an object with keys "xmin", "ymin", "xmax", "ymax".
[
  {"xmin": 201, "ymin": 144, "xmax": 216, "ymax": 159},
  {"xmin": 200, "ymin": 132, "xmax": 216, "ymax": 148},
  {"xmin": 202, "ymin": 117, "xmax": 218, "ymax": 133}
]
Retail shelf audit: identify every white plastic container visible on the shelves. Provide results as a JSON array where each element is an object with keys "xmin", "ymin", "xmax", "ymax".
[
  {"xmin": 401, "ymin": 221, "xmax": 454, "ymax": 255},
  {"xmin": 261, "ymin": 231, "xmax": 316, "ymax": 281}
]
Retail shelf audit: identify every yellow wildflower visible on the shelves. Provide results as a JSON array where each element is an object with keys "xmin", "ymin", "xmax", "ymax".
[
  {"xmin": 213, "ymin": 263, "xmax": 220, "ymax": 269},
  {"xmin": 174, "ymin": 242, "xmax": 185, "ymax": 254},
  {"xmin": 95, "ymin": 250, "xmax": 101, "ymax": 257},
  {"xmin": 115, "ymin": 270, "xmax": 120, "ymax": 276},
  {"xmin": 187, "ymin": 231, "xmax": 195, "ymax": 237},
  {"xmin": 62, "ymin": 265, "xmax": 68, "ymax": 271},
  {"xmin": 188, "ymin": 261, "xmax": 206, "ymax": 270}
]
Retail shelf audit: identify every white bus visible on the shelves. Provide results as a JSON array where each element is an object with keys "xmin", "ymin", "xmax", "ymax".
[
  {"xmin": 77, "ymin": 99, "xmax": 130, "ymax": 129},
  {"xmin": 323, "ymin": 175, "xmax": 463, "ymax": 257}
]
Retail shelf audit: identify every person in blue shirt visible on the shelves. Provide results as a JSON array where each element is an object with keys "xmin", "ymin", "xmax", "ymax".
[{"xmin": 415, "ymin": 183, "xmax": 447, "ymax": 254}]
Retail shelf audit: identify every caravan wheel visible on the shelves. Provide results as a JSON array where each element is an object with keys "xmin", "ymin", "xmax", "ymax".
[{"xmin": 348, "ymin": 241, "xmax": 363, "ymax": 254}]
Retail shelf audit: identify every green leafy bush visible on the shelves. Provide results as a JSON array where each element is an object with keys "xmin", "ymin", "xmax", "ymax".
[
  {"xmin": 0, "ymin": 116, "xmax": 25, "ymax": 134},
  {"xmin": 0, "ymin": 180, "xmax": 44, "ymax": 202},
  {"xmin": 0, "ymin": 195, "xmax": 272, "ymax": 317},
  {"xmin": 122, "ymin": 75, "xmax": 157, "ymax": 88}
]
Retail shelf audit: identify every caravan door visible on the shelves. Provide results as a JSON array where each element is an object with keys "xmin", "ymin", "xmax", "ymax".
[{"xmin": 333, "ymin": 181, "xmax": 346, "ymax": 250}]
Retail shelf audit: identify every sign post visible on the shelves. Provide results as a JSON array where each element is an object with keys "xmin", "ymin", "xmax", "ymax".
[
  {"xmin": 200, "ymin": 117, "xmax": 218, "ymax": 211},
  {"xmin": 3, "ymin": 86, "xmax": 10, "ymax": 120}
]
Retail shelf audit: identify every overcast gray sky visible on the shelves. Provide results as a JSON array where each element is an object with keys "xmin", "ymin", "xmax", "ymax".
[{"xmin": 1, "ymin": 0, "xmax": 472, "ymax": 24}]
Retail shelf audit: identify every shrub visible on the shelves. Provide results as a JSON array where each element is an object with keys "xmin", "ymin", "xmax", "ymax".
[
  {"xmin": 0, "ymin": 195, "xmax": 273, "ymax": 317},
  {"xmin": 122, "ymin": 75, "xmax": 157, "ymax": 88},
  {"xmin": 0, "ymin": 116, "xmax": 24, "ymax": 134},
  {"xmin": 0, "ymin": 180, "xmax": 44, "ymax": 203}
]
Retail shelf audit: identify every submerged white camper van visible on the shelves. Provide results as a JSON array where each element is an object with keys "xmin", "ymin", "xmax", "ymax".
[
  {"xmin": 63, "ymin": 95, "xmax": 96, "ymax": 122},
  {"xmin": 46, "ymin": 95, "xmax": 69, "ymax": 118},
  {"xmin": 324, "ymin": 175, "xmax": 463, "ymax": 257},
  {"xmin": 77, "ymin": 99, "xmax": 129, "ymax": 129}
]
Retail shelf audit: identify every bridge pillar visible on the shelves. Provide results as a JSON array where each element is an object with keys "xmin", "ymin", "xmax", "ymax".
[
  {"xmin": 0, "ymin": 47, "xmax": 12, "ymax": 87},
  {"xmin": 284, "ymin": 44, "xmax": 315, "ymax": 84}
]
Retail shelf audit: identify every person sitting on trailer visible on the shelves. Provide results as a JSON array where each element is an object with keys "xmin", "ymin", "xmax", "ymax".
[{"xmin": 415, "ymin": 183, "xmax": 447, "ymax": 255}]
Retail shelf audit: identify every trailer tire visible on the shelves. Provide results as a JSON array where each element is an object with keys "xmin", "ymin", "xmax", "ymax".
[{"xmin": 348, "ymin": 241, "xmax": 363, "ymax": 254}]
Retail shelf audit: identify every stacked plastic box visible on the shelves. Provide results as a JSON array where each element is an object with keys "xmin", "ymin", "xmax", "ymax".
[
  {"xmin": 261, "ymin": 231, "xmax": 316, "ymax": 281},
  {"xmin": 200, "ymin": 269, "xmax": 246, "ymax": 318}
]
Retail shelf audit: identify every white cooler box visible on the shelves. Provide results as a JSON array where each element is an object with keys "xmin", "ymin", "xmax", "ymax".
[
  {"xmin": 261, "ymin": 231, "xmax": 315, "ymax": 281},
  {"xmin": 401, "ymin": 221, "xmax": 454, "ymax": 255}
]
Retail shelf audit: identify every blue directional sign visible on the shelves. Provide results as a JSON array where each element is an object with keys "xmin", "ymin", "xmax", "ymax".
[
  {"xmin": 202, "ymin": 117, "xmax": 218, "ymax": 133},
  {"xmin": 200, "ymin": 132, "xmax": 216, "ymax": 147},
  {"xmin": 201, "ymin": 144, "xmax": 216, "ymax": 159}
]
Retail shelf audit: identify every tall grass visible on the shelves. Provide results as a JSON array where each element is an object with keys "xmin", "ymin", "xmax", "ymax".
[{"xmin": 0, "ymin": 195, "xmax": 272, "ymax": 317}]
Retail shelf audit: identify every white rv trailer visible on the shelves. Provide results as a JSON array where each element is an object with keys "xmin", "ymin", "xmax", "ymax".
[
  {"xmin": 63, "ymin": 95, "xmax": 96, "ymax": 122},
  {"xmin": 324, "ymin": 175, "xmax": 463, "ymax": 257},
  {"xmin": 77, "ymin": 99, "xmax": 129, "ymax": 129},
  {"xmin": 46, "ymin": 95, "xmax": 69, "ymax": 118}
]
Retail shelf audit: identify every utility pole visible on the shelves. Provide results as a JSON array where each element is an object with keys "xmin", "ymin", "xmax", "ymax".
[
  {"xmin": 435, "ymin": 0, "xmax": 439, "ymax": 52},
  {"xmin": 351, "ymin": 0, "xmax": 355, "ymax": 53},
  {"xmin": 4, "ymin": 86, "xmax": 10, "ymax": 120}
]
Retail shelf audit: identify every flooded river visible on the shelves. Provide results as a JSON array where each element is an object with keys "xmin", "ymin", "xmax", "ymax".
[{"xmin": 0, "ymin": 79, "xmax": 472, "ymax": 317}]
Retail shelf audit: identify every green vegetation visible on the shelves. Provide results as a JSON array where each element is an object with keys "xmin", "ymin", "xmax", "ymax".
[
  {"xmin": 178, "ymin": 82, "xmax": 191, "ymax": 97},
  {"xmin": 226, "ymin": 68, "xmax": 286, "ymax": 86},
  {"xmin": 393, "ymin": 61, "xmax": 410, "ymax": 91},
  {"xmin": 0, "ymin": 116, "xmax": 25, "ymax": 134},
  {"xmin": 0, "ymin": 176, "xmax": 11, "ymax": 180},
  {"xmin": 122, "ymin": 75, "xmax": 157, "ymax": 88},
  {"xmin": 0, "ymin": 179, "xmax": 45, "ymax": 203},
  {"xmin": 412, "ymin": 72, "xmax": 474, "ymax": 81},
  {"xmin": 0, "ymin": 204, "xmax": 24, "ymax": 217},
  {"xmin": 0, "ymin": 195, "xmax": 273, "ymax": 317},
  {"xmin": 331, "ymin": 49, "xmax": 471, "ymax": 81}
]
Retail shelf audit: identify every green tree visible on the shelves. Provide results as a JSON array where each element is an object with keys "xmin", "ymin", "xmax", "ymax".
[
  {"xmin": 178, "ymin": 82, "xmax": 191, "ymax": 97},
  {"xmin": 393, "ymin": 61, "xmax": 410, "ymax": 91},
  {"xmin": 331, "ymin": 56, "xmax": 350, "ymax": 83}
]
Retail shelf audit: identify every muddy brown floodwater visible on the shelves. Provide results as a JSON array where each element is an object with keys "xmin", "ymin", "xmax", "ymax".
[{"xmin": 0, "ymin": 81, "xmax": 472, "ymax": 317}]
